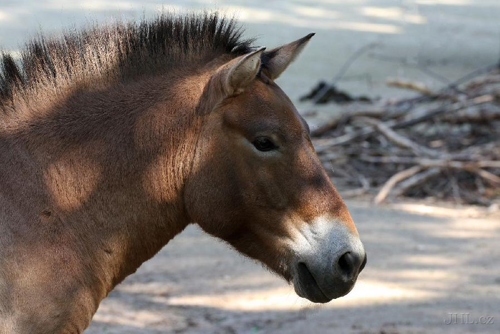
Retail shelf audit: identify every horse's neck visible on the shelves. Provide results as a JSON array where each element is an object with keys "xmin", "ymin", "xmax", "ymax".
[{"xmin": 0, "ymin": 71, "xmax": 205, "ymax": 311}]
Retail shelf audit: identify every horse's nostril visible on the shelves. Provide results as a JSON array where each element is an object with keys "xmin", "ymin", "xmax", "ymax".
[
  {"xmin": 337, "ymin": 252, "xmax": 353, "ymax": 276},
  {"xmin": 360, "ymin": 253, "xmax": 367, "ymax": 273},
  {"xmin": 336, "ymin": 251, "xmax": 362, "ymax": 281}
]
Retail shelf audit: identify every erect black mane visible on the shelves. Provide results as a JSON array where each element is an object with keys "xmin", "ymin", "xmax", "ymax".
[{"xmin": 0, "ymin": 12, "xmax": 253, "ymax": 106}]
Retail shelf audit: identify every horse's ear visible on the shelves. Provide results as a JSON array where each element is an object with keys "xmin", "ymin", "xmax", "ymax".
[
  {"xmin": 219, "ymin": 47, "xmax": 266, "ymax": 95},
  {"xmin": 225, "ymin": 47, "xmax": 266, "ymax": 94},
  {"xmin": 198, "ymin": 47, "xmax": 265, "ymax": 114},
  {"xmin": 262, "ymin": 33, "xmax": 315, "ymax": 80}
]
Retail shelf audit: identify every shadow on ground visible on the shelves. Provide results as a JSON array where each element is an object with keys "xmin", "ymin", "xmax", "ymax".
[{"xmin": 87, "ymin": 201, "xmax": 500, "ymax": 334}]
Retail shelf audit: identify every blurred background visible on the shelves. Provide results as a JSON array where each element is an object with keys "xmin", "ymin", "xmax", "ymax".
[
  {"xmin": 2, "ymin": 0, "xmax": 500, "ymax": 102},
  {"xmin": 2, "ymin": 1, "xmax": 499, "ymax": 333}
]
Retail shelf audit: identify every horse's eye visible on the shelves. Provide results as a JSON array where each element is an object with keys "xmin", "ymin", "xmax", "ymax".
[{"xmin": 252, "ymin": 137, "xmax": 278, "ymax": 152}]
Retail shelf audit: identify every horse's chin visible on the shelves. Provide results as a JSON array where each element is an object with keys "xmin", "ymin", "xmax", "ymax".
[
  {"xmin": 291, "ymin": 262, "xmax": 354, "ymax": 304},
  {"xmin": 293, "ymin": 280, "xmax": 332, "ymax": 304}
]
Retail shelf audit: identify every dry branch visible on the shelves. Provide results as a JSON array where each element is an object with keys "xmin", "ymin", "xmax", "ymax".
[
  {"xmin": 475, "ymin": 169, "xmax": 500, "ymax": 186},
  {"xmin": 386, "ymin": 79, "xmax": 436, "ymax": 96},
  {"xmin": 356, "ymin": 117, "xmax": 441, "ymax": 157},
  {"xmin": 358, "ymin": 156, "xmax": 500, "ymax": 169},
  {"xmin": 392, "ymin": 167, "xmax": 442, "ymax": 198},
  {"xmin": 311, "ymin": 107, "xmax": 386, "ymax": 137},
  {"xmin": 310, "ymin": 67, "xmax": 500, "ymax": 205},
  {"xmin": 374, "ymin": 166, "xmax": 424, "ymax": 204}
]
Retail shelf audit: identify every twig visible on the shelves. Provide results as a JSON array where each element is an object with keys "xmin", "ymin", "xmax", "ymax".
[
  {"xmin": 369, "ymin": 52, "xmax": 462, "ymax": 93},
  {"xmin": 356, "ymin": 117, "xmax": 441, "ymax": 157},
  {"xmin": 312, "ymin": 43, "xmax": 379, "ymax": 104},
  {"xmin": 315, "ymin": 127, "xmax": 374, "ymax": 152},
  {"xmin": 332, "ymin": 43, "xmax": 380, "ymax": 84},
  {"xmin": 374, "ymin": 165, "xmax": 424, "ymax": 204},
  {"xmin": 392, "ymin": 63, "xmax": 500, "ymax": 107},
  {"xmin": 393, "ymin": 95, "xmax": 494, "ymax": 129},
  {"xmin": 392, "ymin": 168, "xmax": 442, "ymax": 197},
  {"xmin": 311, "ymin": 107, "xmax": 386, "ymax": 137},
  {"xmin": 440, "ymin": 102, "xmax": 500, "ymax": 123},
  {"xmin": 358, "ymin": 156, "xmax": 500, "ymax": 169},
  {"xmin": 386, "ymin": 79, "xmax": 436, "ymax": 96},
  {"xmin": 448, "ymin": 63, "xmax": 500, "ymax": 90},
  {"xmin": 475, "ymin": 169, "xmax": 500, "ymax": 186}
]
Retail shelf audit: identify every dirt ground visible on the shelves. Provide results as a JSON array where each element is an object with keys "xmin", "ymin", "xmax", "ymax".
[{"xmin": 86, "ymin": 200, "xmax": 500, "ymax": 334}]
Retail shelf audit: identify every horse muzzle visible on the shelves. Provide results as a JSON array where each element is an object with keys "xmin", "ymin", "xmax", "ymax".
[{"xmin": 290, "ymin": 217, "xmax": 366, "ymax": 303}]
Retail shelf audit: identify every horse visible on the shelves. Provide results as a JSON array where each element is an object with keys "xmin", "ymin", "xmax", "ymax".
[{"xmin": 0, "ymin": 13, "xmax": 366, "ymax": 333}]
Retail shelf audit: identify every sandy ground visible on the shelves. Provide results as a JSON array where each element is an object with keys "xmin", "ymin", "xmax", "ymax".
[
  {"xmin": 1, "ymin": 1, "xmax": 500, "ymax": 333},
  {"xmin": 86, "ymin": 200, "xmax": 500, "ymax": 334}
]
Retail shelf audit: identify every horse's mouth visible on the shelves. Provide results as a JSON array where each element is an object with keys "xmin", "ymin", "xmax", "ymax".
[
  {"xmin": 293, "ymin": 260, "xmax": 359, "ymax": 303},
  {"xmin": 294, "ymin": 262, "xmax": 331, "ymax": 303}
]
